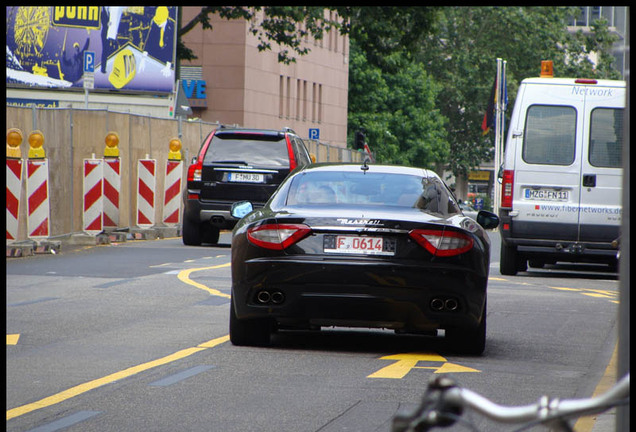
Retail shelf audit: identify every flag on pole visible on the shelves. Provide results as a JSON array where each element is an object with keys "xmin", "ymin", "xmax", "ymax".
[{"xmin": 481, "ymin": 76, "xmax": 497, "ymax": 135}]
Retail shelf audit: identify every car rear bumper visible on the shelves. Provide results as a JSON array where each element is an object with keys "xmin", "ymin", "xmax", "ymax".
[
  {"xmin": 503, "ymin": 237, "xmax": 619, "ymax": 262},
  {"xmin": 183, "ymin": 197, "xmax": 264, "ymax": 228},
  {"xmin": 232, "ymin": 257, "xmax": 487, "ymax": 332}
]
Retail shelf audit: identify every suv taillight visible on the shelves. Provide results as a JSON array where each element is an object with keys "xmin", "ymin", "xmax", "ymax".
[
  {"xmin": 285, "ymin": 135, "xmax": 297, "ymax": 170},
  {"xmin": 187, "ymin": 161, "xmax": 202, "ymax": 181},
  {"xmin": 247, "ymin": 223, "xmax": 311, "ymax": 250},
  {"xmin": 409, "ymin": 229, "xmax": 474, "ymax": 257},
  {"xmin": 501, "ymin": 170, "xmax": 514, "ymax": 209}
]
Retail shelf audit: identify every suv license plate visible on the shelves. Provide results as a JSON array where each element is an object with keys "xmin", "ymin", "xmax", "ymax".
[
  {"xmin": 228, "ymin": 172, "xmax": 264, "ymax": 183},
  {"xmin": 524, "ymin": 188, "xmax": 569, "ymax": 201},
  {"xmin": 324, "ymin": 235, "xmax": 394, "ymax": 256}
]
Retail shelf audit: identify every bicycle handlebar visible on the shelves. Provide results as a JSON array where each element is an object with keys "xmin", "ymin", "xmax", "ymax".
[{"xmin": 392, "ymin": 373, "xmax": 629, "ymax": 432}]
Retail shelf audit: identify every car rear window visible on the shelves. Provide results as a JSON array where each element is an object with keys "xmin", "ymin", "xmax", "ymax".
[
  {"xmin": 204, "ymin": 133, "xmax": 290, "ymax": 168},
  {"xmin": 285, "ymin": 171, "xmax": 459, "ymax": 216}
]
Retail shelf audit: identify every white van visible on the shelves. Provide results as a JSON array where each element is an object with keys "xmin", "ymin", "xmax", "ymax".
[{"xmin": 499, "ymin": 66, "xmax": 625, "ymax": 275}]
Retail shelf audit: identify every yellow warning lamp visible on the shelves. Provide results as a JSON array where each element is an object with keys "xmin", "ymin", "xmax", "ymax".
[
  {"xmin": 168, "ymin": 137, "xmax": 182, "ymax": 161},
  {"xmin": 540, "ymin": 60, "xmax": 554, "ymax": 78},
  {"xmin": 28, "ymin": 130, "xmax": 46, "ymax": 159},
  {"xmin": 6, "ymin": 128, "xmax": 23, "ymax": 159},
  {"xmin": 104, "ymin": 132, "xmax": 120, "ymax": 158}
]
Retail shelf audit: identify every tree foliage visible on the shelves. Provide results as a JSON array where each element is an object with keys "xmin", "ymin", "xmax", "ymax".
[{"xmin": 347, "ymin": 41, "xmax": 448, "ymax": 169}]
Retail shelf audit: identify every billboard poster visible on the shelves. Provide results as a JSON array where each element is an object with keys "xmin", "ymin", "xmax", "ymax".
[{"xmin": 6, "ymin": 6, "xmax": 177, "ymax": 94}]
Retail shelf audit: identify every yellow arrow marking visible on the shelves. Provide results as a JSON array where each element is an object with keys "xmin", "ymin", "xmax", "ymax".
[
  {"xmin": 368, "ymin": 352, "xmax": 480, "ymax": 378},
  {"xmin": 177, "ymin": 263, "xmax": 231, "ymax": 298},
  {"xmin": 434, "ymin": 362, "xmax": 480, "ymax": 374},
  {"xmin": 7, "ymin": 334, "xmax": 20, "ymax": 345}
]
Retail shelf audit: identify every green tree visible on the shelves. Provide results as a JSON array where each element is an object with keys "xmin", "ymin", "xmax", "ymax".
[
  {"xmin": 414, "ymin": 6, "xmax": 622, "ymax": 177},
  {"xmin": 347, "ymin": 42, "xmax": 449, "ymax": 168}
]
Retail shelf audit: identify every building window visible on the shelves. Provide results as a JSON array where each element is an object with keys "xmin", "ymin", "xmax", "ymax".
[
  {"xmin": 318, "ymin": 84, "xmax": 323, "ymax": 123},
  {"xmin": 296, "ymin": 79, "xmax": 301, "ymax": 120},
  {"xmin": 303, "ymin": 80, "xmax": 308, "ymax": 121},
  {"xmin": 286, "ymin": 76, "xmax": 291, "ymax": 119},
  {"xmin": 279, "ymin": 75, "xmax": 284, "ymax": 117},
  {"xmin": 312, "ymin": 83, "xmax": 317, "ymax": 122}
]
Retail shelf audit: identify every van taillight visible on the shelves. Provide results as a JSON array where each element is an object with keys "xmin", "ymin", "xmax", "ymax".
[
  {"xmin": 501, "ymin": 170, "xmax": 514, "ymax": 208},
  {"xmin": 187, "ymin": 161, "xmax": 202, "ymax": 181}
]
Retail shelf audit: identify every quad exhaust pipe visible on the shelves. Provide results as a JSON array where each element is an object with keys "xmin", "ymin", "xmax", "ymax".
[
  {"xmin": 256, "ymin": 290, "xmax": 285, "ymax": 305},
  {"xmin": 430, "ymin": 297, "xmax": 459, "ymax": 312}
]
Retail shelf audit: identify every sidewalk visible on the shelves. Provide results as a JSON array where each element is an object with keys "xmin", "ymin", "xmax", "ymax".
[{"xmin": 6, "ymin": 226, "xmax": 181, "ymax": 258}]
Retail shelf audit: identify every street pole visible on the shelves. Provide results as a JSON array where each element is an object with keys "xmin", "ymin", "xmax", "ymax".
[{"xmin": 493, "ymin": 58, "xmax": 506, "ymax": 215}]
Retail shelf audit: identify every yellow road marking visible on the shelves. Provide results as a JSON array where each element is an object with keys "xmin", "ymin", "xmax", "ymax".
[
  {"xmin": 368, "ymin": 352, "xmax": 480, "ymax": 379},
  {"xmin": 7, "ymin": 334, "xmax": 20, "ymax": 345},
  {"xmin": 574, "ymin": 345, "xmax": 619, "ymax": 432},
  {"xmin": 177, "ymin": 263, "xmax": 231, "ymax": 298},
  {"xmin": 6, "ymin": 335, "xmax": 229, "ymax": 421}
]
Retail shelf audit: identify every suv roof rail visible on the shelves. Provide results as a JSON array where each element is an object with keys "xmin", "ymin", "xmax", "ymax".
[{"xmin": 282, "ymin": 127, "xmax": 297, "ymax": 135}]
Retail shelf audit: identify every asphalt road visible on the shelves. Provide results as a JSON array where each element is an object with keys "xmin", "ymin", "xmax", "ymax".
[{"xmin": 6, "ymin": 230, "xmax": 620, "ymax": 431}]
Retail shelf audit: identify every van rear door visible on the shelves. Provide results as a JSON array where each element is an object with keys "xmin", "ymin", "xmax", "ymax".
[
  {"xmin": 578, "ymin": 82, "xmax": 625, "ymax": 243},
  {"xmin": 511, "ymin": 80, "xmax": 582, "ymax": 241}
]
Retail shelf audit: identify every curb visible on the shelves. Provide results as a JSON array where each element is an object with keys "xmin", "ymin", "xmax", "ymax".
[{"xmin": 6, "ymin": 226, "xmax": 182, "ymax": 257}]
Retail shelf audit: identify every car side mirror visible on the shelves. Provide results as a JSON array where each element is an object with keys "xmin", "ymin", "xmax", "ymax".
[
  {"xmin": 476, "ymin": 210, "xmax": 499, "ymax": 230},
  {"xmin": 231, "ymin": 201, "xmax": 253, "ymax": 219},
  {"xmin": 191, "ymin": 156, "xmax": 197, "ymax": 164}
]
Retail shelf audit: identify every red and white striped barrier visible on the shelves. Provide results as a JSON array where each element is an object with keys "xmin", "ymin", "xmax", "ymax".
[
  {"xmin": 103, "ymin": 159, "xmax": 121, "ymax": 228},
  {"xmin": 162, "ymin": 160, "xmax": 182, "ymax": 225},
  {"xmin": 83, "ymin": 158, "xmax": 104, "ymax": 235},
  {"xmin": 26, "ymin": 159, "xmax": 50, "ymax": 239},
  {"xmin": 137, "ymin": 158, "xmax": 156, "ymax": 228},
  {"xmin": 6, "ymin": 158, "xmax": 23, "ymax": 242}
]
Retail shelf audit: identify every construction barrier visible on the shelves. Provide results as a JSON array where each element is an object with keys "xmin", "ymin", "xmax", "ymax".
[
  {"xmin": 83, "ymin": 158, "xmax": 104, "ymax": 235},
  {"xmin": 103, "ymin": 158, "xmax": 121, "ymax": 228},
  {"xmin": 26, "ymin": 158, "xmax": 51, "ymax": 239},
  {"xmin": 137, "ymin": 158, "xmax": 156, "ymax": 228},
  {"xmin": 6, "ymin": 158, "xmax": 23, "ymax": 242},
  {"xmin": 162, "ymin": 160, "xmax": 182, "ymax": 225}
]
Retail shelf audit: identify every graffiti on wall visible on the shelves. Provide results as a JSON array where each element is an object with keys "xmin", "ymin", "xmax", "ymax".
[{"xmin": 6, "ymin": 6, "xmax": 177, "ymax": 93}]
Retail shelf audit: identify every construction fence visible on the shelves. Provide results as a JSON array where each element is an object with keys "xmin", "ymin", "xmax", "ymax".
[{"xmin": 6, "ymin": 105, "xmax": 363, "ymax": 244}]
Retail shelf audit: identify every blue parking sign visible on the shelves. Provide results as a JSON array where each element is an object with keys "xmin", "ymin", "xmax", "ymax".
[
  {"xmin": 83, "ymin": 51, "xmax": 95, "ymax": 73},
  {"xmin": 308, "ymin": 128, "xmax": 320, "ymax": 140}
]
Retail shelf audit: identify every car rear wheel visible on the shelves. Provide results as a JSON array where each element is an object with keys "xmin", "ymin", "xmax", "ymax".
[
  {"xmin": 182, "ymin": 217, "xmax": 202, "ymax": 246},
  {"xmin": 446, "ymin": 305, "xmax": 486, "ymax": 355},
  {"xmin": 229, "ymin": 297, "xmax": 272, "ymax": 346},
  {"xmin": 500, "ymin": 240, "xmax": 519, "ymax": 276}
]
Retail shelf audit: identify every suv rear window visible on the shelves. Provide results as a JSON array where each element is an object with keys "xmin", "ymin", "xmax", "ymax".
[
  {"xmin": 204, "ymin": 132, "xmax": 290, "ymax": 168},
  {"xmin": 523, "ymin": 105, "xmax": 576, "ymax": 165}
]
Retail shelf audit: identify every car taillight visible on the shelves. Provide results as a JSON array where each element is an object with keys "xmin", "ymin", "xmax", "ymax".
[
  {"xmin": 187, "ymin": 161, "xmax": 202, "ymax": 181},
  {"xmin": 285, "ymin": 135, "xmax": 297, "ymax": 170},
  {"xmin": 247, "ymin": 223, "xmax": 311, "ymax": 250},
  {"xmin": 409, "ymin": 229, "xmax": 474, "ymax": 257},
  {"xmin": 501, "ymin": 169, "xmax": 514, "ymax": 209}
]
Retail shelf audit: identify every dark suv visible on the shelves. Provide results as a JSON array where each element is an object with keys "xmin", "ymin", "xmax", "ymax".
[{"xmin": 182, "ymin": 126, "xmax": 313, "ymax": 245}]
